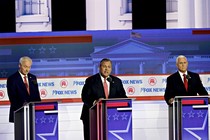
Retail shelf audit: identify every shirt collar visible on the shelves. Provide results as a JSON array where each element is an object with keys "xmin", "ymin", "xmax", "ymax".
[
  {"xmin": 178, "ymin": 71, "xmax": 188, "ymax": 77},
  {"xmin": 19, "ymin": 71, "xmax": 27, "ymax": 78}
]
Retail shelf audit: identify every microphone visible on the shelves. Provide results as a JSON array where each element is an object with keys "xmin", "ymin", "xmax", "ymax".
[
  {"xmin": 107, "ymin": 77, "xmax": 113, "ymax": 83},
  {"xmin": 186, "ymin": 74, "xmax": 191, "ymax": 79}
]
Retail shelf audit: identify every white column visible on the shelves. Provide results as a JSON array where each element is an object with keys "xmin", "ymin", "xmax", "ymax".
[
  {"xmin": 162, "ymin": 62, "xmax": 166, "ymax": 74},
  {"xmin": 114, "ymin": 62, "xmax": 120, "ymax": 74},
  {"xmin": 207, "ymin": 0, "xmax": 210, "ymax": 27},
  {"xmin": 93, "ymin": 63, "xmax": 98, "ymax": 74},
  {"xmin": 86, "ymin": 0, "xmax": 107, "ymax": 30},
  {"xmin": 194, "ymin": 0, "xmax": 208, "ymax": 28},
  {"xmin": 178, "ymin": 0, "xmax": 195, "ymax": 28},
  {"xmin": 121, "ymin": 0, "xmax": 127, "ymax": 14},
  {"xmin": 139, "ymin": 62, "xmax": 144, "ymax": 74}
]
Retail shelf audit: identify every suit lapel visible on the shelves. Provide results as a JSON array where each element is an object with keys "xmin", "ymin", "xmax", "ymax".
[
  {"xmin": 17, "ymin": 72, "xmax": 29, "ymax": 93},
  {"xmin": 109, "ymin": 76, "xmax": 115, "ymax": 97},
  {"xmin": 175, "ymin": 72, "xmax": 187, "ymax": 92},
  {"xmin": 95, "ymin": 74, "xmax": 105, "ymax": 97},
  {"xmin": 186, "ymin": 71, "xmax": 192, "ymax": 92}
]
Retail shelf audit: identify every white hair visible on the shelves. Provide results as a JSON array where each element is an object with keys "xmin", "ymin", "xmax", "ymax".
[
  {"xmin": 176, "ymin": 55, "xmax": 187, "ymax": 64},
  {"xmin": 19, "ymin": 56, "xmax": 32, "ymax": 65}
]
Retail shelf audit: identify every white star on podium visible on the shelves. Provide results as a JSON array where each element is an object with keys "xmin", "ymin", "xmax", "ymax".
[
  {"xmin": 109, "ymin": 115, "xmax": 132, "ymax": 140},
  {"xmin": 184, "ymin": 113, "xmax": 208, "ymax": 140},
  {"xmin": 37, "ymin": 119, "xmax": 58, "ymax": 140}
]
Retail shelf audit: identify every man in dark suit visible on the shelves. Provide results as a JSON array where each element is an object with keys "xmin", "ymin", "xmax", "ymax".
[
  {"xmin": 164, "ymin": 55, "xmax": 208, "ymax": 140},
  {"xmin": 7, "ymin": 56, "xmax": 41, "ymax": 123},
  {"xmin": 164, "ymin": 55, "xmax": 208, "ymax": 105},
  {"xmin": 80, "ymin": 58, "xmax": 127, "ymax": 140}
]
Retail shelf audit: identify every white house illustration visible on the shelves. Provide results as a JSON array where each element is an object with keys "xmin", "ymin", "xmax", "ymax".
[
  {"xmin": 27, "ymin": 38, "xmax": 209, "ymax": 77},
  {"xmin": 90, "ymin": 38, "xmax": 171, "ymax": 74},
  {"xmin": 16, "ymin": 0, "xmax": 51, "ymax": 32},
  {"xmin": 1, "ymin": 35, "xmax": 210, "ymax": 77},
  {"xmin": 167, "ymin": 0, "xmax": 210, "ymax": 28}
]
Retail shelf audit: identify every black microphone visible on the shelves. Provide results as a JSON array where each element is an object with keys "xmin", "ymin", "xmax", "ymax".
[
  {"xmin": 107, "ymin": 77, "xmax": 113, "ymax": 83},
  {"xmin": 186, "ymin": 74, "xmax": 191, "ymax": 79}
]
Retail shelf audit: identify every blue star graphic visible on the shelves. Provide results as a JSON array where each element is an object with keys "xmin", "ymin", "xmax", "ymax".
[
  {"xmin": 182, "ymin": 112, "xmax": 186, "ymax": 118},
  {"xmin": 35, "ymin": 118, "xmax": 39, "ymax": 124},
  {"xmin": 113, "ymin": 113, "xmax": 119, "ymax": 120},
  {"xmin": 109, "ymin": 115, "xmax": 132, "ymax": 140},
  {"xmin": 37, "ymin": 118, "xmax": 58, "ymax": 140},
  {"xmin": 49, "ymin": 46, "xmax": 57, "ymax": 53},
  {"xmin": 121, "ymin": 113, "xmax": 128, "ymax": 120},
  {"xmin": 39, "ymin": 46, "xmax": 46, "ymax": 54},
  {"xmin": 29, "ymin": 47, "xmax": 36, "ymax": 54},
  {"xmin": 188, "ymin": 110, "xmax": 195, "ymax": 118},
  {"xmin": 184, "ymin": 113, "xmax": 208, "ymax": 140},
  {"xmin": 48, "ymin": 116, "xmax": 55, "ymax": 123},
  {"xmin": 107, "ymin": 114, "xmax": 111, "ymax": 120},
  {"xmin": 40, "ymin": 116, "xmax": 47, "ymax": 123},
  {"xmin": 197, "ymin": 111, "xmax": 204, "ymax": 118},
  {"xmin": 0, "ymin": 70, "xmax": 8, "ymax": 77}
]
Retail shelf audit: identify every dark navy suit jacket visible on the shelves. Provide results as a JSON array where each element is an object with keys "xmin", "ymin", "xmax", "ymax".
[
  {"xmin": 7, "ymin": 71, "xmax": 41, "ymax": 122},
  {"xmin": 80, "ymin": 73, "xmax": 127, "ymax": 121},
  {"xmin": 164, "ymin": 71, "xmax": 208, "ymax": 105}
]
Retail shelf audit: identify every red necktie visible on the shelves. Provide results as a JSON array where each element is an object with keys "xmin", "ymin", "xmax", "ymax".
[
  {"xmin": 183, "ymin": 74, "xmax": 188, "ymax": 91},
  {"xmin": 24, "ymin": 76, "xmax": 30, "ymax": 94},
  {"xmin": 103, "ymin": 78, "xmax": 109, "ymax": 98}
]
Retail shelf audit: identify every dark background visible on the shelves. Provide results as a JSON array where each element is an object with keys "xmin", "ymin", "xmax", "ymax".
[{"xmin": 0, "ymin": 0, "xmax": 166, "ymax": 33}]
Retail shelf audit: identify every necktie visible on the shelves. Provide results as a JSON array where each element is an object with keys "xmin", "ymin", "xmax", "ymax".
[
  {"xmin": 103, "ymin": 78, "xmax": 109, "ymax": 98},
  {"xmin": 24, "ymin": 76, "xmax": 30, "ymax": 94},
  {"xmin": 183, "ymin": 74, "xmax": 188, "ymax": 91}
]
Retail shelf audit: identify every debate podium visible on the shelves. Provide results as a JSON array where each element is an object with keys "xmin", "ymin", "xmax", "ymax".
[
  {"xmin": 14, "ymin": 101, "xmax": 59, "ymax": 140},
  {"xmin": 171, "ymin": 96, "xmax": 209, "ymax": 140},
  {"xmin": 90, "ymin": 98, "xmax": 133, "ymax": 140}
]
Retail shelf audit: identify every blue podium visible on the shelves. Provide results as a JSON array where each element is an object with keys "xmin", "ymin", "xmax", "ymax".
[
  {"xmin": 14, "ymin": 101, "xmax": 59, "ymax": 140},
  {"xmin": 90, "ymin": 98, "xmax": 133, "ymax": 140},
  {"xmin": 173, "ymin": 96, "xmax": 209, "ymax": 140}
]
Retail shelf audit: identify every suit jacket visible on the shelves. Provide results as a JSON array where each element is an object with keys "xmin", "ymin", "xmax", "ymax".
[
  {"xmin": 80, "ymin": 73, "xmax": 127, "ymax": 120},
  {"xmin": 164, "ymin": 71, "xmax": 208, "ymax": 105},
  {"xmin": 7, "ymin": 71, "xmax": 41, "ymax": 122}
]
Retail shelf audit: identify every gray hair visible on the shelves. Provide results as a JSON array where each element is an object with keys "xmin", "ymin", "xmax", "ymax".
[
  {"xmin": 176, "ymin": 55, "xmax": 187, "ymax": 64},
  {"xmin": 19, "ymin": 56, "xmax": 32, "ymax": 65}
]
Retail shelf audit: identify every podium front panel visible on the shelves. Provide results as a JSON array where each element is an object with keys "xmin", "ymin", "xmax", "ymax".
[
  {"xmin": 173, "ymin": 97, "xmax": 209, "ymax": 140},
  {"xmin": 34, "ymin": 102, "xmax": 59, "ymax": 140},
  {"xmin": 106, "ymin": 99, "xmax": 132, "ymax": 140},
  {"xmin": 14, "ymin": 101, "xmax": 59, "ymax": 140},
  {"xmin": 90, "ymin": 98, "xmax": 133, "ymax": 140},
  {"xmin": 181, "ymin": 98, "xmax": 208, "ymax": 140}
]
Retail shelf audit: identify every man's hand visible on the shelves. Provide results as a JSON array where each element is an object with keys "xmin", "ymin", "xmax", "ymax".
[
  {"xmin": 93, "ymin": 98, "xmax": 104, "ymax": 105},
  {"xmin": 168, "ymin": 98, "xmax": 174, "ymax": 105}
]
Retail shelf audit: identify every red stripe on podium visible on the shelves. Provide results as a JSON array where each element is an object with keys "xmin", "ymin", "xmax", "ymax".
[
  {"xmin": 182, "ymin": 100, "xmax": 205, "ymax": 105},
  {"xmin": 106, "ymin": 102, "xmax": 129, "ymax": 107},
  {"xmin": 35, "ymin": 105, "xmax": 55, "ymax": 110},
  {"xmin": 192, "ymin": 30, "xmax": 210, "ymax": 35}
]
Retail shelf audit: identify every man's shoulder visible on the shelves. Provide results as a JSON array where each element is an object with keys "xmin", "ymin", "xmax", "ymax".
[
  {"xmin": 187, "ymin": 71, "xmax": 200, "ymax": 79},
  {"xmin": 110, "ymin": 75, "xmax": 122, "ymax": 82},
  {"xmin": 188, "ymin": 71, "xmax": 198, "ymax": 76},
  {"xmin": 28, "ymin": 73, "xmax": 37, "ymax": 78},
  {"xmin": 86, "ymin": 73, "xmax": 100, "ymax": 81},
  {"xmin": 167, "ymin": 72, "xmax": 179, "ymax": 79},
  {"xmin": 7, "ymin": 71, "xmax": 19, "ymax": 79}
]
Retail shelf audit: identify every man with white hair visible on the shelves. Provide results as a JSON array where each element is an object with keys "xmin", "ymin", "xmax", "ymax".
[
  {"xmin": 164, "ymin": 55, "xmax": 208, "ymax": 140},
  {"xmin": 164, "ymin": 55, "xmax": 208, "ymax": 105},
  {"xmin": 7, "ymin": 56, "xmax": 41, "ymax": 123}
]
